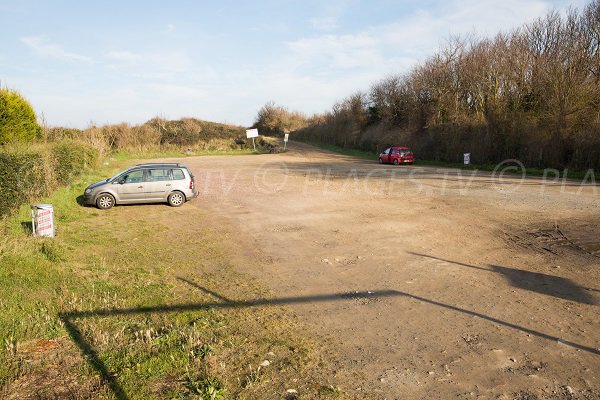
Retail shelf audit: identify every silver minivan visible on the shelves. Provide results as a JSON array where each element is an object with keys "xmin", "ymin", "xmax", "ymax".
[{"xmin": 83, "ymin": 163, "xmax": 198, "ymax": 209}]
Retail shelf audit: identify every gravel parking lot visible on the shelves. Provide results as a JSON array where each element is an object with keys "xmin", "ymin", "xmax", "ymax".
[{"xmin": 174, "ymin": 142, "xmax": 600, "ymax": 399}]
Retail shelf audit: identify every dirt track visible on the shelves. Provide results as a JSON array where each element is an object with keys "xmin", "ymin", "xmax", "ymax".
[{"xmin": 172, "ymin": 142, "xmax": 600, "ymax": 399}]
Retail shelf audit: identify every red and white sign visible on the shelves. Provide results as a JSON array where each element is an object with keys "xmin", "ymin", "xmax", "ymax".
[{"xmin": 32, "ymin": 204, "xmax": 55, "ymax": 237}]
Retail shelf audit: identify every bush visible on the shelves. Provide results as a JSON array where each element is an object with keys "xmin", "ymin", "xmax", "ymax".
[
  {"xmin": 51, "ymin": 140, "xmax": 99, "ymax": 185},
  {"xmin": 0, "ymin": 141, "xmax": 98, "ymax": 217},
  {"xmin": 0, "ymin": 149, "xmax": 50, "ymax": 217},
  {"xmin": 0, "ymin": 88, "xmax": 42, "ymax": 144},
  {"xmin": 253, "ymin": 102, "xmax": 308, "ymax": 137},
  {"xmin": 148, "ymin": 117, "xmax": 245, "ymax": 146}
]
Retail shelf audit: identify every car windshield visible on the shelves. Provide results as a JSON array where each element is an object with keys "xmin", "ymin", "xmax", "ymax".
[{"xmin": 108, "ymin": 169, "xmax": 132, "ymax": 182}]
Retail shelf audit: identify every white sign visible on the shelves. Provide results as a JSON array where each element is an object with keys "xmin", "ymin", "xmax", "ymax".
[
  {"xmin": 464, "ymin": 153, "xmax": 471, "ymax": 165},
  {"xmin": 246, "ymin": 128, "xmax": 259, "ymax": 138},
  {"xmin": 32, "ymin": 204, "xmax": 55, "ymax": 237},
  {"xmin": 284, "ymin": 133, "xmax": 289, "ymax": 142}
]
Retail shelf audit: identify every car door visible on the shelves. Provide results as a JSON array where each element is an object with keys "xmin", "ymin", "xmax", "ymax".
[
  {"xmin": 144, "ymin": 168, "xmax": 171, "ymax": 200},
  {"xmin": 116, "ymin": 169, "xmax": 146, "ymax": 202},
  {"xmin": 390, "ymin": 148, "xmax": 398, "ymax": 163},
  {"xmin": 386, "ymin": 148, "xmax": 395, "ymax": 163},
  {"xmin": 382, "ymin": 148, "xmax": 390, "ymax": 163}
]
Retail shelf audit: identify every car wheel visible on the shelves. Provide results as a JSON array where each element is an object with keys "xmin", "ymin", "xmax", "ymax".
[
  {"xmin": 168, "ymin": 191, "xmax": 185, "ymax": 207},
  {"xmin": 393, "ymin": 159, "xmax": 399, "ymax": 165},
  {"xmin": 378, "ymin": 158, "xmax": 383, "ymax": 164},
  {"xmin": 96, "ymin": 193, "xmax": 115, "ymax": 210}
]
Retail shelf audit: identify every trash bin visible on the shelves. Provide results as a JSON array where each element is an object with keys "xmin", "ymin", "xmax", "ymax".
[{"xmin": 31, "ymin": 204, "xmax": 55, "ymax": 237}]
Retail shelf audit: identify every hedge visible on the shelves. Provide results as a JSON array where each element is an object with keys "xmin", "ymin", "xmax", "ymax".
[
  {"xmin": 51, "ymin": 140, "xmax": 98, "ymax": 185},
  {"xmin": 0, "ymin": 141, "xmax": 98, "ymax": 217}
]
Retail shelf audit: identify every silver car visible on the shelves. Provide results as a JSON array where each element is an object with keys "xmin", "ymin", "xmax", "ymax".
[{"xmin": 83, "ymin": 163, "xmax": 198, "ymax": 209}]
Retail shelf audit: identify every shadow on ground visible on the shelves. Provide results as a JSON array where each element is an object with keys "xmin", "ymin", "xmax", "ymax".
[
  {"xmin": 408, "ymin": 252, "xmax": 598, "ymax": 306},
  {"xmin": 59, "ymin": 276, "xmax": 600, "ymax": 400}
]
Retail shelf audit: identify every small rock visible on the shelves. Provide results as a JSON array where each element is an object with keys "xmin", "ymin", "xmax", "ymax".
[
  {"xmin": 286, "ymin": 389, "xmax": 298, "ymax": 394},
  {"xmin": 259, "ymin": 360, "xmax": 270, "ymax": 367},
  {"xmin": 428, "ymin": 371, "xmax": 435, "ymax": 375},
  {"xmin": 510, "ymin": 358, "xmax": 517, "ymax": 363},
  {"xmin": 335, "ymin": 258, "xmax": 341, "ymax": 262},
  {"xmin": 566, "ymin": 386, "xmax": 574, "ymax": 394},
  {"xmin": 267, "ymin": 351, "xmax": 275, "ymax": 357},
  {"xmin": 554, "ymin": 265, "xmax": 561, "ymax": 269}
]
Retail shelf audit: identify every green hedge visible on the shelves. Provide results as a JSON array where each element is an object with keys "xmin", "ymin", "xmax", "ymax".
[
  {"xmin": 51, "ymin": 140, "xmax": 98, "ymax": 185},
  {"xmin": 0, "ymin": 150, "xmax": 49, "ymax": 217},
  {"xmin": 0, "ymin": 141, "xmax": 98, "ymax": 217}
]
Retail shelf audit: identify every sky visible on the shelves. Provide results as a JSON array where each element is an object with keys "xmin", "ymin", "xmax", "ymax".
[{"xmin": 0, "ymin": 0, "xmax": 590, "ymax": 129}]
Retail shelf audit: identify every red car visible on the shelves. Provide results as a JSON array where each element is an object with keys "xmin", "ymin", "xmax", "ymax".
[{"xmin": 378, "ymin": 147, "xmax": 415, "ymax": 165}]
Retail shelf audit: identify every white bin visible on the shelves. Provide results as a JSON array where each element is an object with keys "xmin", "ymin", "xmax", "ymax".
[{"xmin": 31, "ymin": 204, "xmax": 55, "ymax": 237}]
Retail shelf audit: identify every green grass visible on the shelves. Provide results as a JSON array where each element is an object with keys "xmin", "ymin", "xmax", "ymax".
[
  {"xmin": 302, "ymin": 141, "xmax": 376, "ymax": 160},
  {"xmin": 0, "ymin": 157, "xmax": 334, "ymax": 399},
  {"xmin": 110, "ymin": 147, "xmax": 258, "ymax": 161}
]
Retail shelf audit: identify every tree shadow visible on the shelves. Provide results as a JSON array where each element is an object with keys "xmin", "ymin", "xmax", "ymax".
[
  {"xmin": 407, "ymin": 252, "xmax": 598, "ymax": 305},
  {"xmin": 59, "ymin": 278, "xmax": 600, "ymax": 400}
]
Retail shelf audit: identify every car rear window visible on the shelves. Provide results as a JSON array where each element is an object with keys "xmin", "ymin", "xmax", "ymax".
[{"xmin": 172, "ymin": 169, "xmax": 185, "ymax": 180}]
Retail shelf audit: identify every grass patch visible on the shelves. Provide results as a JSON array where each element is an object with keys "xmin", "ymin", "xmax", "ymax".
[
  {"xmin": 302, "ymin": 141, "xmax": 376, "ymax": 160},
  {"xmin": 0, "ymin": 157, "xmax": 335, "ymax": 399},
  {"xmin": 109, "ymin": 147, "xmax": 257, "ymax": 161}
]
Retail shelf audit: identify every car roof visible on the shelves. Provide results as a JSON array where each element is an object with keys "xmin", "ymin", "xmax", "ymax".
[{"xmin": 134, "ymin": 163, "xmax": 188, "ymax": 169}]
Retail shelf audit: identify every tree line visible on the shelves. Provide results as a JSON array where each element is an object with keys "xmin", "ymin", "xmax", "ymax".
[{"xmin": 257, "ymin": 1, "xmax": 600, "ymax": 170}]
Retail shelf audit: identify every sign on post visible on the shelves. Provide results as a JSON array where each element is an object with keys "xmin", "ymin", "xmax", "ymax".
[
  {"xmin": 284, "ymin": 133, "xmax": 289, "ymax": 150},
  {"xmin": 246, "ymin": 128, "xmax": 259, "ymax": 151},
  {"xmin": 464, "ymin": 153, "xmax": 471, "ymax": 165},
  {"xmin": 31, "ymin": 204, "xmax": 55, "ymax": 237}
]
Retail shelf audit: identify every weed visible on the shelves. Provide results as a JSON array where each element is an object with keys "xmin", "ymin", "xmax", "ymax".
[
  {"xmin": 241, "ymin": 365, "xmax": 262, "ymax": 388},
  {"xmin": 39, "ymin": 240, "xmax": 65, "ymax": 262},
  {"xmin": 318, "ymin": 384, "xmax": 344, "ymax": 398},
  {"xmin": 182, "ymin": 367, "xmax": 225, "ymax": 400}
]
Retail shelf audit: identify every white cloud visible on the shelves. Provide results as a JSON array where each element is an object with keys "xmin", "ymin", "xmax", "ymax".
[
  {"xmin": 20, "ymin": 35, "xmax": 93, "ymax": 63},
  {"xmin": 286, "ymin": 0, "xmax": 567, "ymax": 78},
  {"xmin": 106, "ymin": 51, "xmax": 141, "ymax": 62}
]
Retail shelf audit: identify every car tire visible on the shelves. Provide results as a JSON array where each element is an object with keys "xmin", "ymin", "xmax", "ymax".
[
  {"xmin": 393, "ymin": 159, "xmax": 399, "ymax": 165},
  {"xmin": 96, "ymin": 193, "xmax": 115, "ymax": 210},
  {"xmin": 378, "ymin": 158, "xmax": 383, "ymax": 164},
  {"xmin": 168, "ymin": 191, "xmax": 185, "ymax": 207}
]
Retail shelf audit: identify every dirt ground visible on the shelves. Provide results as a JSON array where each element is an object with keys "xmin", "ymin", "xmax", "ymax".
[{"xmin": 167, "ymin": 142, "xmax": 599, "ymax": 399}]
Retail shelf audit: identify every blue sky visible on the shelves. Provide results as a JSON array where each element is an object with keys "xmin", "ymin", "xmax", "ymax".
[{"xmin": 0, "ymin": 0, "xmax": 588, "ymax": 128}]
